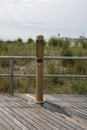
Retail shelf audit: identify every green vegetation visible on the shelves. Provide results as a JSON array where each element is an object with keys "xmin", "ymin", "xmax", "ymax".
[{"xmin": 0, "ymin": 37, "xmax": 87, "ymax": 94}]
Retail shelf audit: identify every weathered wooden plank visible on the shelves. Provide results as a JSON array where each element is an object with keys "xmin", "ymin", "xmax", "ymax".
[
  {"xmin": 35, "ymin": 107, "xmax": 83, "ymax": 130},
  {"xmin": 46, "ymin": 94, "xmax": 87, "ymax": 121},
  {"xmin": 31, "ymin": 107, "xmax": 69, "ymax": 130},
  {"xmin": 13, "ymin": 95, "xmax": 83, "ymax": 129},
  {"xmin": 0, "ymin": 115, "xmax": 13, "ymax": 130},
  {"xmin": 2, "ymin": 98, "xmax": 50, "ymax": 130},
  {"xmin": 50, "ymin": 100, "xmax": 87, "ymax": 121},
  {"xmin": 0, "ymin": 122, "xmax": 7, "ymax": 130},
  {"xmin": 6, "ymin": 95, "xmax": 70, "ymax": 130},
  {"xmin": 44, "ymin": 94, "xmax": 87, "ymax": 129},
  {"xmin": 0, "ymin": 94, "xmax": 87, "ymax": 130},
  {"xmin": 4, "ymin": 96, "xmax": 53, "ymax": 130},
  {"xmin": 0, "ymin": 100, "xmax": 30, "ymax": 130},
  {"xmin": 2, "ymin": 95, "xmax": 64, "ymax": 130},
  {"xmin": 19, "ymin": 94, "xmax": 87, "ymax": 129},
  {"xmin": 3, "ymin": 97, "xmax": 54, "ymax": 130},
  {"xmin": 3, "ymin": 101, "xmax": 53, "ymax": 130},
  {"xmin": 0, "ymin": 109, "xmax": 23, "ymax": 130},
  {"xmin": 1, "ymin": 102, "xmax": 37, "ymax": 130},
  {"xmin": 18, "ymin": 107, "xmax": 58, "ymax": 130}
]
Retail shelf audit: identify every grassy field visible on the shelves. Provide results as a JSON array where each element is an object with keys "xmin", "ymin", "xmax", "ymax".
[{"xmin": 0, "ymin": 37, "xmax": 87, "ymax": 94}]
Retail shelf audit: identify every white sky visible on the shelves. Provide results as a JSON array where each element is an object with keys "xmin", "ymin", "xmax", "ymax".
[{"xmin": 0, "ymin": 0, "xmax": 87, "ymax": 41}]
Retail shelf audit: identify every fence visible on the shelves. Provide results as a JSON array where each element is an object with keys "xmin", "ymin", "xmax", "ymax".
[
  {"xmin": 0, "ymin": 56, "xmax": 87, "ymax": 95},
  {"xmin": 0, "ymin": 56, "xmax": 36, "ymax": 95},
  {"xmin": 0, "ymin": 35, "xmax": 87, "ymax": 103}
]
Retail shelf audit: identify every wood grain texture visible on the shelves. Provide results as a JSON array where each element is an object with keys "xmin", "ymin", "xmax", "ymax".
[{"xmin": 0, "ymin": 94, "xmax": 87, "ymax": 130}]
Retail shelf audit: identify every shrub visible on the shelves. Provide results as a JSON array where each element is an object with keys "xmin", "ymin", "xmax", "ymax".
[
  {"xmin": 0, "ymin": 37, "xmax": 87, "ymax": 94},
  {"xmin": 0, "ymin": 77, "xmax": 10, "ymax": 93},
  {"xmin": 26, "ymin": 38, "xmax": 34, "ymax": 44},
  {"xmin": 48, "ymin": 37, "xmax": 58, "ymax": 46},
  {"xmin": 62, "ymin": 39, "xmax": 70, "ymax": 49},
  {"xmin": 80, "ymin": 40, "xmax": 87, "ymax": 49},
  {"xmin": 71, "ymin": 79, "xmax": 87, "ymax": 94},
  {"xmin": 0, "ymin": 59, "xmax": 9, "ymax": 67},
  {"xmin": 60, "ymin": 48, "xmax": 74, "ymax": 66},
  {"xmin": 57, "ymin": 39, "xmax": 63, "ymax": 47}
]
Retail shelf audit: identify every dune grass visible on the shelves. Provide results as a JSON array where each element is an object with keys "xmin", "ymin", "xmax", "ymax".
[{"xmin": 0, "ymin": 37, "xmax": 87, "ymax": 94}]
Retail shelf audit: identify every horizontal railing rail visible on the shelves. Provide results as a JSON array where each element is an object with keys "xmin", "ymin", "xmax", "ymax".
[
  {"xmin": 44, "ymin": 56, "xmax": 87, "ymax": 78},
  {"xmin": 0, "ymin": 56, "xmax": 87, "ymax": 95},
  {"xmin": 44, "ymin": 56, "xmax": 87, "ymax": 60},
  {"xmin": 0, "ymin": 56, "xmax": 36, "ymax": 95},
  {"xmin": 0, "ymin": 56, "xmax": 87, "ymax": 59},
  {"xmin": 0, "ymin": 56, "xmax": 36, "ymax": 59}
]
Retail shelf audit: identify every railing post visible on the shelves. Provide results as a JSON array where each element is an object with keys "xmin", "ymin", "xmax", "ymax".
[
  {"xmin": 10, "ymin": 58, "xmax": 14, "ymax": 95},
  {"xmin": 34, "ymin": 35, "xmax": 45, "ymax": 103}
]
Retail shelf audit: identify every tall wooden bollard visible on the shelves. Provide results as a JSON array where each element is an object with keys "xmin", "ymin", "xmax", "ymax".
[{"xmin": 34, "ymin": 35, "xmax": 45, "ymax": 103}]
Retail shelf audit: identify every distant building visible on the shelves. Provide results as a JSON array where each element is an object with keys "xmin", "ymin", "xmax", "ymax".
[
  {"xmin": 79, "ymin": 35, "xmax": 85, "ymax": 39},
  {"xmin": 57, "ymin": 33, "xmax": 87, "ymax": 47}
]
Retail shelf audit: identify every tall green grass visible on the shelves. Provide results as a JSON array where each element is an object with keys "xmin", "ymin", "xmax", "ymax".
[{"xmin": 0, "ymin": 37, "xmax": 87, "ymax": 94}]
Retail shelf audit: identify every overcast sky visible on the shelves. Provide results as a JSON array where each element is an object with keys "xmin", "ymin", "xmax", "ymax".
[{"xmin": 0, "ymin": 0, "xmax": 87, "ymax": 41}]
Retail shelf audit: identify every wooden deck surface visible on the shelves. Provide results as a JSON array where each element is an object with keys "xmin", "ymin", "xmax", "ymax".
[{"xmin": 0, "ymin": 94, "xmax": 87, "ymax": 130}]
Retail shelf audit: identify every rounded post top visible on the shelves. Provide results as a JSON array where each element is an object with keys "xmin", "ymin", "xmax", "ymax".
[{"xmin": 36, "ymin": 35, "xmax": 44, "ymax": 41}]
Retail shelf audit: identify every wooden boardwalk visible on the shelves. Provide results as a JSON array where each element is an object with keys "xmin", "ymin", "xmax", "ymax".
[{"xmin": 0, "ymin": 94, "xmax": 87, "ymax": 130}]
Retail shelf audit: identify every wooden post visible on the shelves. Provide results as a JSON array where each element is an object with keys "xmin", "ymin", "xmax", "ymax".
[{"xmin": 34, "ymin": 35, "xmax": 45, "ymax": 103}]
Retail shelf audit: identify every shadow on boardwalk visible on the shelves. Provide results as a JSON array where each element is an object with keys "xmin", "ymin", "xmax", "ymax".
[{"xmin": 0, "ymin": 94, "xmax": 87, "ymax": 130}]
